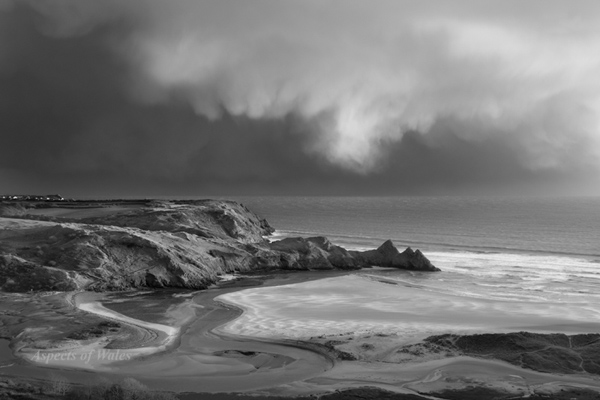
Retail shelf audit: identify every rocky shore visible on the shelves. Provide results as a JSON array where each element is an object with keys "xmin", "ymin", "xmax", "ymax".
[
  {"xmin": 0, "ymin": 199, "xmax": 438, "ymax": 292},
  {"xmin": 2, "ymin": 199, "xmax": 600, "ymax": 400}
]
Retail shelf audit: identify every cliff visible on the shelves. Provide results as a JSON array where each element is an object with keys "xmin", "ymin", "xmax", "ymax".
[{"xmin": 0, "ymin": 200, "xmax": 438, "ymax": 292}]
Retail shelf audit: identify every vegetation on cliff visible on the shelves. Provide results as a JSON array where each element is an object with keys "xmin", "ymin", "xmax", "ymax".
[{"xmin": 0, "ymin": 199, "xmax": 437, "ymax": 292}]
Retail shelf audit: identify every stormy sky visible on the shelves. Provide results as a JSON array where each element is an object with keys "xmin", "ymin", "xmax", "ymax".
[{"xmin": 1, "ymin": 0, "xmax": 600, "ymax": 197}]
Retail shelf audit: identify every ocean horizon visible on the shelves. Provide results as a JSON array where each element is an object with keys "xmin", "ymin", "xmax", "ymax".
[
  {"xmin": 226, "ymin": 195, "xmax": 599, "ymax": 256},
  {"xmin": 223, "ymin": 195, "xmax": 600, "ymax": 310}
]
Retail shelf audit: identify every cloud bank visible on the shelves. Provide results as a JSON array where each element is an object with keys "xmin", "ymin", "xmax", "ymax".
[{"xmin": 1, "ymin": 0, "xmax": 600, "ymax": 195}]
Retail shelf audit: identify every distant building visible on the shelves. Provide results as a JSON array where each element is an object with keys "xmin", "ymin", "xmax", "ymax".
[{"xmin": 0, "ymin": 194, "xmax": 65, "ymax": 201}]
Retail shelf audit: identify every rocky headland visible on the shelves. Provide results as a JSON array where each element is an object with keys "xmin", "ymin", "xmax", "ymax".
[{"xmin": 0, "ymin": 199, "xmax": 438, "ymax": 292}]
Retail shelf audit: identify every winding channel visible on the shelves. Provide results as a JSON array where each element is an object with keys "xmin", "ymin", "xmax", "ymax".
[
  {"xmin": 6, "ymin": 269, "xmax": 600, "ymax": 397},
  {"xmin": 113, "ymin": 284, "xmax": 334, "ymax": 392},
  {"xmin": 17, "ymin": 272, "xmax": 343, "ymax": 392}
]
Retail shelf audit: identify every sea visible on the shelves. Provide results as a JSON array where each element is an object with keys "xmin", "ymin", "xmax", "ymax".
[{"xmin": 225, "ymin": 196, "xmax": 600, "ymax": 311}]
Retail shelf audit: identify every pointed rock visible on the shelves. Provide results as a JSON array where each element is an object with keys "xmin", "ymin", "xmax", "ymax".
[
  {"xmin": 376, "ymin": 240, "xmax": 400, "ymax": 258},
  {"xmin": 392, "ymin": 247, "xmax": 439, "ymax": 271}
]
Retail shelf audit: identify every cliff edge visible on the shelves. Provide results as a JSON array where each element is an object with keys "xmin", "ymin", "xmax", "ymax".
[{"xmin": 0, "ymin": 199, "xmax": 438, "ymax": 292}]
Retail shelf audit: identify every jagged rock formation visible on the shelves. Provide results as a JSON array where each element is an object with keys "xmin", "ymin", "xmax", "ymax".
[
  {"xmin": 0, "ymin": 200, "xmax": 438, "ymax": 292},
  {"xmin": 351, "ymin": 240, "xmax": 440, "ymax": 271},
  {"xmin": 266, "ymin": 237, "xmax": 358, "ymax": 270},
  {"xmin": 263, "ymin": 237, "xmax": 439, "ymax": 272}
]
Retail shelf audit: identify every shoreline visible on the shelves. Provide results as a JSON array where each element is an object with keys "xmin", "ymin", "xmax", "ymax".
[
  {"xmin": 209, "ymin": 272, "xmax": 600, "ymax": 397},
  {"xmin": 214, "ymin": 273, "xmax": 600, "ymax": 342},
  {"xmin": 5, "ymin": 269, "xmax": 600, "ymax": 397},
  {"xmin": 6, "ymin": 271, "xmax": 345, "ymax": 393},
  {"xmin": 2, "ymin": 198, "xmax": 600, "ymax": 398},
  {"xmin": 125, "ymin": 271, "xmax": 343, "ymax": 393}
]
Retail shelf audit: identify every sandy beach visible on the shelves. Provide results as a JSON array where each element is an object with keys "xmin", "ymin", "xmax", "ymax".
[
  {"xmin": 211, "ymin": 272, "xmax": 600, "ymax": 397},
  {"xmin": 5, "ymin": 272, "xmax": 340, "ymax": 393},
  {"xmin": 98, "ymin": 273, "xmax": 338, "ymax": 393},
  {"xmin": 4, "ymin": 270, "xmax": 600, "ymax": 397},
  {"xmin": 216, "ymin": 274, "xmax": 600, "ymax": 341}
]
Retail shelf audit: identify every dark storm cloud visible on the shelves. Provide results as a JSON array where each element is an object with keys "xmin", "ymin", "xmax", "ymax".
[
  {"xmin": 1, "ymin": 0, "xmax": 600, "ymax": 196},
  {"xmin": 0, "ymin": 4, "xmax": 329, "ymax": 195}
]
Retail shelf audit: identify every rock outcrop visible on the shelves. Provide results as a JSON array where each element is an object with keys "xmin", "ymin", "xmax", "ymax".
[
  {"xmin": 266, "ymin": 236, "xmax": 358, "ymax": 270},
  {"xmin": 262, "ymin": 237, "xmax": 438, "ymax": 272},
  {"xmin": 0, "ymin": 200, "xmax": 438, "ymax": 292},
  {"xmin": 0, "ymin": 219, "xmax": 263, "ymax": 291},
  {"xmin": 351, "ymin": 240, "xmax": 440, "ymax": 271}
]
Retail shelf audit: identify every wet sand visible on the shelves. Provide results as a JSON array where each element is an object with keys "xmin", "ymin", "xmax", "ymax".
[
  {"xmin": 113, "ymin": 272, "xmax": 343, "ymax": 392},
  {"xmin": 16, "ymin": 291, "xmax": 196, "ymax": 370},
  {"xmin": 4, "ymin": 271, "xmax": 345, "ymax": 393},
  {"xmin": 4, "ymin": 270, "xmax": 600, "ymax": 397},
  {"xmin": 217, "ymin": 274, "xmax": 600, "ymax": 341},
  {"xmin": 213, "ymin": 273, "xmax": 600, "ymax": 397}
]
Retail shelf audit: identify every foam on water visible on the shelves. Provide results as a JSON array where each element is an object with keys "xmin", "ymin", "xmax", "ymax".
[
  {"xmin": 360, "ymin": 251, "xmax": 600, "ymax": 308},
  {"xmin": 246, "ymin": 196, "xmax": 600, "ymax": 312}
]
